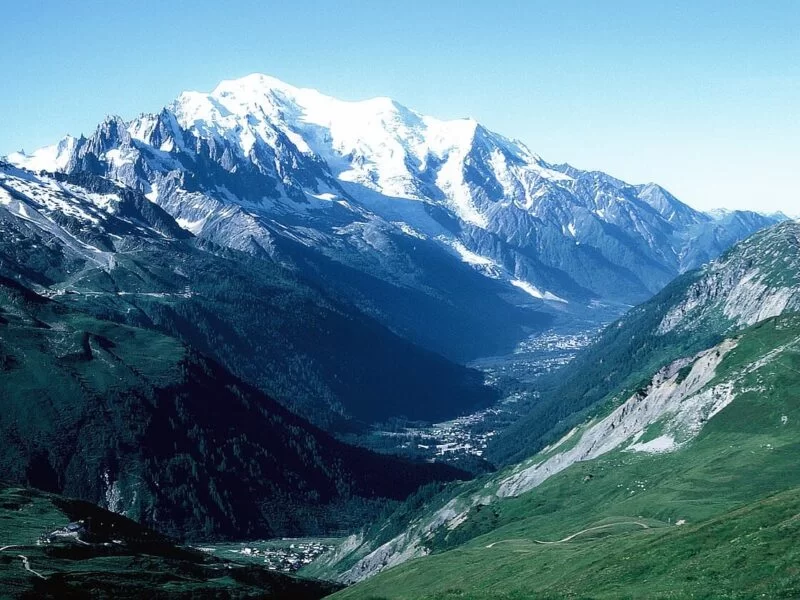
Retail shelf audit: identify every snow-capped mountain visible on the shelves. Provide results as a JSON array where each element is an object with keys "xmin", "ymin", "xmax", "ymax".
[
  {"xmin": 8, "ymin": 74, "xmax": 780, "ymax": 359},
  {"xmin": 0, "ymin": 161, "xmax": 189, "ymax": 275}
]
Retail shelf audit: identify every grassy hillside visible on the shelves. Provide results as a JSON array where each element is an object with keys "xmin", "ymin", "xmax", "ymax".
[
  {"xmin": 488, "ymin": 220, "xmax": 800, "ymax": 465},
  {"xmin": 331, "ymin": 488, "xmax": 800, "ymax": 600},
  {"xmin": 0, "ymin": 484, "xmax": 341, "ymax": 599},
  {"xmin": 0, "ymin": 275, "xmax": 467, "ymax": 540},
  {"xmin": 331, "ymin": 313, "xmax": 800, "ymax": 599}
]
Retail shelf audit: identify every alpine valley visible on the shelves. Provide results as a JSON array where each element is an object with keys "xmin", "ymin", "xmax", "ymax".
[
  {"xmin": 1, "ymin": 74, "xmax": 796, "ymax": 599},
  {"xmin": 318, "ymin": 221, "xmax": 800, "ymax": 600}
]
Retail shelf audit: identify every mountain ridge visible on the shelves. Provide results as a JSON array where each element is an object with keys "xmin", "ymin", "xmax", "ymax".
[
  {"xmin": 0, "ymin": 162, "xmax": 497, "ymax": 430},
  {"xmin": 8, "ymin": 74, "xmax": 781, "ymax": 360}
]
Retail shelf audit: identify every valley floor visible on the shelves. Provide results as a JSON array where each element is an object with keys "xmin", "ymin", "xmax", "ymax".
[
  {"xmin": 341, "ymin": 324, "xmax": 601, "ymax": 470},
  {"xmin": 196, "ymin": 537, "xmax": 343, "ymax": 574}
]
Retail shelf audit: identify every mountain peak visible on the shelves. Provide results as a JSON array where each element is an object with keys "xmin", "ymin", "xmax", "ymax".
[
  {"xmin": 209, "ymin": 73, "xmax": 409, "ymax": 112},
  {"xmin": 210, "ymin": 72, "xmax": 310, "ymax": 102},
  {"xmin": 6, "ymin": 135, "xmax": 77, "ymax": 173},
  {"xmin": 5, "ymin": 74, "xmax": 782, "ymax": 313}
]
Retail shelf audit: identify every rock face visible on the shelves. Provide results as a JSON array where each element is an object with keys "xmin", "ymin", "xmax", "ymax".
[
  {"xmin": 7, "ymin": 75, "xmax": 780, "ymax": 359},
  {"xmin": 658, "ymin": 221, "xmax": 800, "ymax": 334},
  {"xmin": 496, "ymin": 339, "xmax": 738, "ymax": 498}
]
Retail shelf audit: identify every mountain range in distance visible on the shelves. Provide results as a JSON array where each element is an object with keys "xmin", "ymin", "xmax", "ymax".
[{"xmin": 9, "ymin": 74, "xmax": 784, "ymax": 362}]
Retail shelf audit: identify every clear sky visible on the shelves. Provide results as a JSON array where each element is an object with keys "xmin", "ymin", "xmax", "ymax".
[{"xmin": 2, "ymin": 0, "xmax": 798, "ymax": 213}]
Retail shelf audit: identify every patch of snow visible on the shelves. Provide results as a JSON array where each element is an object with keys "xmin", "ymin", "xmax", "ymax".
[
  {"xmin": 394, "ymin": 221, "xmax": 427, "ymax": 240},
  {"xmin": 451, "ymin": 240, "xmax": 496, "ymax": 267},
  {"xmin": 7, "ymin": 136, "xmax": 76, "ymax": 172},
  {"xmin": 511, "ymin": 279, "xmax": 568, "ymax": 303},
  {"xmin": 309, "ymin": 192, "xmax": 338, "ymax": 201},
  {"xmin": 105, "ymin": 148, "xmax": 133, "ymax": 167},
  {"xmin": 127, "ymin": 114, "xmax": 156, "ymax": 142},
  {"xmin": 176, "ymin": 216, "xmax": 208, "ymax": 235},
  {"xmin": 145, "ymin": 183, "xmax": 159, "ymax": 202}
]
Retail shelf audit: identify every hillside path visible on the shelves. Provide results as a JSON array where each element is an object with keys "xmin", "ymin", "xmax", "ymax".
[
  {"xmin": 485, "ymin": 521, "xmax": 650, "ymax": 548},
  {"xmin": 18, "ymin": 555, "xmax": 46, "ymax": 579}
]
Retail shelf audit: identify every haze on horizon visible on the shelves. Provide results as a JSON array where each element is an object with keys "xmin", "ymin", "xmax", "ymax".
[{"xmin": 2, "ymin": 0, "xmax": 798, "ymax": 215}]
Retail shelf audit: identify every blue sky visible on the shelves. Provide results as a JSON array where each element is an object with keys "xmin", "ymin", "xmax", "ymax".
[{"xmin": 2, "ymin": 0, "xmax": 798, "ymax": 213}]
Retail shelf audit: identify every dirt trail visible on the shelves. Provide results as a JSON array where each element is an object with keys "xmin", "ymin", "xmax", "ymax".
[
  {"xmin": 17, "ymin": 555, "xmax": 46, "ymax": 579},
  {"xmin": 1, "ymin": 547, "xmax": 47, "ymax": 579},
  {"xmin": 485, "ymin": 521, "xmax": 650, "ymax": 548}
]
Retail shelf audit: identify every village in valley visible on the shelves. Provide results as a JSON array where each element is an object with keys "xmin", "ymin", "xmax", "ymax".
[
  {"xmin": 368, "ymin": 328, "xmax": 599, "ymax": 467},
  {"xmin": 199, "ymin": 539, "xmax": 337, "ymax": 573}
]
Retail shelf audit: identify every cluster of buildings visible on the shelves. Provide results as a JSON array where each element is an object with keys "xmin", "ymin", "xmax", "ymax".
[{"xmin": 233, "ymin": 541, "xmax": 333, "ymax": 572}]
